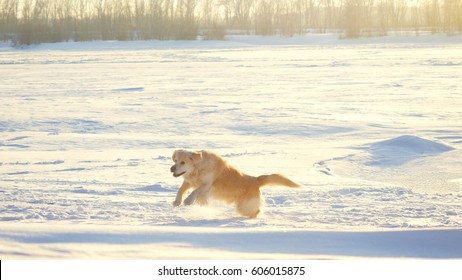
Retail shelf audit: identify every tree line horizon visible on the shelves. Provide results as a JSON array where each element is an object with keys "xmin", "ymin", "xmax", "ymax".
[{"xmin": 1, "ymin": 0, "xmax": 461, "ymax": 45}]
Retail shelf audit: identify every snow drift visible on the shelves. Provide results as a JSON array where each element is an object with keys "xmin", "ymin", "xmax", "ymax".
[{"xmin": 366, "ymin": 135, "xmax": 455, "ymax": 166}]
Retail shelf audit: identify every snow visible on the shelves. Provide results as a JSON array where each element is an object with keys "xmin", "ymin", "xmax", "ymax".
[
  {"xmin": 365, "ymin": 135, "xmax": 454, "ymax": 166},
  {"xmin": 1, "ymin": 224, "xmax": 461, "ymax": 259},
  {"xmin": 1, "ymin": 34, "xmax": 462, "ymax": 259}
]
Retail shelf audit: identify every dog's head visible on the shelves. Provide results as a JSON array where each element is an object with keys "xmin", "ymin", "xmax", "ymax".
[{"xmin": 170, "ymin": 149, "xmax": 203, "ymax": 178}]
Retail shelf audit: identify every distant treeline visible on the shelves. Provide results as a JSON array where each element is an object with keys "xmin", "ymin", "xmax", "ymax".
[{"xmin": 1, "ymin": 0, "xmax": 461, "ymax": 45}]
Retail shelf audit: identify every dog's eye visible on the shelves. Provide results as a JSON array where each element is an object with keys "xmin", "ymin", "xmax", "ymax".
[{"xmin": 180, "ymin": 161, "xmax": 185, "ymax": 165}]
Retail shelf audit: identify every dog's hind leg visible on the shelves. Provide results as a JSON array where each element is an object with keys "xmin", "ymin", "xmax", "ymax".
[{"xmin": 236, "ymin": 196, "xmax": 262, "ymax": 218}]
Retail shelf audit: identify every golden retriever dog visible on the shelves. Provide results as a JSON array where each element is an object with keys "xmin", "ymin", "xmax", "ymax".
[{"xmin": 170, "ymin": 149, "xmax": 300, "ymax": 218}]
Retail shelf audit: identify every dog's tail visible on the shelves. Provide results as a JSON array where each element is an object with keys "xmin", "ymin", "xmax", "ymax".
[{"xmin": 257, "ymin": 174, "xmax": 301, "ymax": 189}]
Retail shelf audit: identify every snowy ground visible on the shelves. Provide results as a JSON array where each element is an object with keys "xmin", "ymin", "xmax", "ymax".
[{"xmin": 1, "ymin": 34, "xmax": 462, "ymax": 259}]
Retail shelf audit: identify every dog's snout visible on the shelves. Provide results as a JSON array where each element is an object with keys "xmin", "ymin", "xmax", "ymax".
[{"xmin": 170, "ymin": 165, "xmax": 176, "ymax": 173}]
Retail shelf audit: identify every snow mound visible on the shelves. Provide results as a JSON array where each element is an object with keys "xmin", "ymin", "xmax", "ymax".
[
  {"xmin": 371, "ymin": 135, "xmax": 454, "ymax": 154},
  {"xmin": 366, "ymin": 135, "xmax": 454, "ymax": 166}
]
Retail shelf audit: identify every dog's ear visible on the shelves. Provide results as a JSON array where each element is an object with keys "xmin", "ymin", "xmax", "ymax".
[{"xmin": 189, "ymin": 151, "xmax": 202, "ymax": 164}]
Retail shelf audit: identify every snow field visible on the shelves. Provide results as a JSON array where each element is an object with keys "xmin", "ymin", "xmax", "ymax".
[{"xmin": 1, "ymin": 34, "xmax": 461, "ymax": 259}]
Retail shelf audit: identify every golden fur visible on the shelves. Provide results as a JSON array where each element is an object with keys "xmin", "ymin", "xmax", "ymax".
[{"xmin": 170, "ymin": 149, "xmax": 300, "ymax": 218}]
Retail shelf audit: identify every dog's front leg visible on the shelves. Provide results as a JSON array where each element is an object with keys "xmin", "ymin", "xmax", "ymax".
[
  {"xmin": 173, "ymin": 181, "xmax": 191, "ymax": 207},
  {"xmin": 184, "ymin": 185, "xmax": 210, "ymax": 206}
]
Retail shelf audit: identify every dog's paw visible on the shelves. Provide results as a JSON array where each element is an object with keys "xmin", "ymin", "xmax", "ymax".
[
  {"xmin": 172, "ymin": 200, "xmax": 182, "ymax": 207},
  {"xmin": 184, "ymin": 196, "xmax": 195, "ymax": 206}
]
